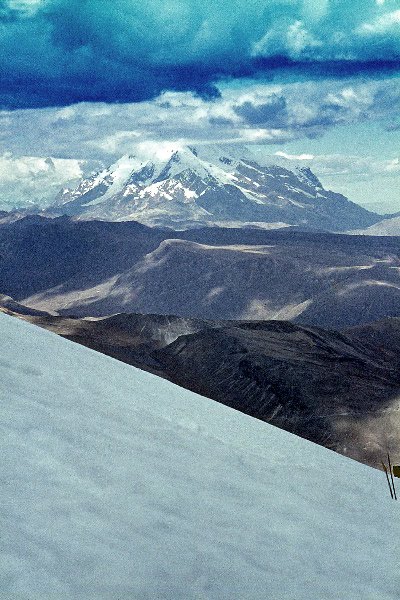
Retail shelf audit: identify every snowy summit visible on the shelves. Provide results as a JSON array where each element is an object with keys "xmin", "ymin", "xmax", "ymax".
[{"xmin": 48, "ymin": 144, "xmax": 379, "ymax": 231}]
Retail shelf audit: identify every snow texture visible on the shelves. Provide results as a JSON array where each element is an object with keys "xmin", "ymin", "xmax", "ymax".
[{"xmin": 0, "ymin": 312, "xmax": 399, "ymax": 600}]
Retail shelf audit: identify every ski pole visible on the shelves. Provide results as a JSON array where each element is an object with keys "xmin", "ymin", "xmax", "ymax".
[
  {"xmin": 387, "ymin": 453, "xmax": 397, "ymax": 501},
  {"xmin": 382, "ymin": 461, "xmax": 394, "ymax": 500}
]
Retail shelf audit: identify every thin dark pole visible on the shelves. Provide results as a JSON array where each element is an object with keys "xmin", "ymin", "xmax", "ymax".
[
  {"xmin": 382, "ymin": 461, "xmax": 394, "ymax": 499},
  {"xmin": 387, "ymin": 453, "xmax": 397, "ymax": 501}
]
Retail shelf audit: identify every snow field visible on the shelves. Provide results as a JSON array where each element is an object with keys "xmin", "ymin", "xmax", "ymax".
[{"xmin": 0, "ymin": 312, "xmax": 399, "ymax": 599}]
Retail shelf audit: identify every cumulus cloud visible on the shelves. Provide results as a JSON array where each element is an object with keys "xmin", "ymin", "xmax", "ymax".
[
  {"xmin": 358, "ymin": 9, "xmax": 400, "ymax": 35},
  {"xmin": 0, "ymin": 76, "xmax": 397, "ymax": 211},
  {"xmin": 0, "ymin": 153, "xmax": 95, "ymax": 209},
  {"xmin": 229, "ymin": 78, "xmax": 400, "ymax": 139},
  {"xmin": 0, "ymin": 0, "xmax": 399, "ymax": 108},
  {"xmin": 233, "ymin": 94, "xmax": 288, "ymax": 127},
  {"xmin": 275, "ymin": 151, "xmax": 315, "ymax": 160},
  {"xmin": 0, "ymin": 77, "xmax": 398, "ymax": 161}
]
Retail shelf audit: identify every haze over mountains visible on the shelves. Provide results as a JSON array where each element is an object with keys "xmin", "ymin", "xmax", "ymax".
[
  {"xmin": 1, "ymin": 141, "xmax": 399, "ymax": 600},
  {"xmin": 351, "ymin": 214, "xmax": 400, "ymax": 236},
  {"xmin": 2, "ymin": 210, "xmax": 399, "ymax": 473},
  {"xmin": 0, "ymin": 148, "xmax": 398, "ymax": 481},
  {"xmin": 45, "ymin": 145, "xmax": 381, "ymax": 232},
  {"xmin": 1, "ymin": 0, "xmax": 398, "ymax": 596},
  {"xmin": 1, "ymin": 216, "xmax": 399, "ymax": 328}
]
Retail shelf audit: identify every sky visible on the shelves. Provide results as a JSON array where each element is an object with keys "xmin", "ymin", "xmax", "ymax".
[{"xmin": 0, "ymin": 0, "xmax": 399, "ymax": 212}]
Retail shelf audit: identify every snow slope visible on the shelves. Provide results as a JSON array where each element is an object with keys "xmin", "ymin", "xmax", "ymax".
[{"xmin": 1, "ymin": 312, "xmax": 399, "ymax": 600}]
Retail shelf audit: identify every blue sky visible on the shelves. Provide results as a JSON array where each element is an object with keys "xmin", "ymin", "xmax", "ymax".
[{"xmin": 0, "ymin": 0, "xmax": 398, "ymax": 211}]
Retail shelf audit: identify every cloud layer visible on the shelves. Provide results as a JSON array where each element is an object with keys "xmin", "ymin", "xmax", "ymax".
[
  {"xmin": 0, "ymin": 0, "xmax": 399, "ymax": 107},
  {"xmin": 2, "ymin": 77, "xmax": 397, "ymax": 158},
  {"xmin": 0, "ymin": 76, "xmax": 398, "ymax": 211},
  {"xmin": 0, "ymin": 153, "xmax": 88, "ymax": 209}
]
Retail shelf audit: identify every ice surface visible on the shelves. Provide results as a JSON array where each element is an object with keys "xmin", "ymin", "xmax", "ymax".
[{"xmin": 0, "ymin": 312, "xmax": 399, "ymax": 599}]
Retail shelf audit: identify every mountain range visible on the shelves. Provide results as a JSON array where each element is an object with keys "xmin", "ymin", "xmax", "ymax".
[
  {"xmin": 1, "ymin": 144, "xmax": 399, "ymax": 599},
  {"xmin": 1, "ymin": 216, "xmax": 399, "ymax": 328},
  {"xmin": 45, "ymin": 145, "xmax": 381, "ymax": 232}
]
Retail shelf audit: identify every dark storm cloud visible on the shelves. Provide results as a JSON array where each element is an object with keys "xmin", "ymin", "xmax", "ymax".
[
  {"xmin": 234, "ymin": 95, "xmax": 288, "ymax": 126},
  {"xmin": 0, "ymin": 0, "xmax": 399, "ymax": 108}
]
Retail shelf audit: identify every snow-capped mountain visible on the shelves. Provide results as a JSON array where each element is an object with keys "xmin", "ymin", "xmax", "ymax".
[
  {"xmin": 49, "ymin": 145, "xmax": 380, "ymax": 231},
  {"xmin": 1, "ymin": 311, "xmax": 399, "ymax": 599}
]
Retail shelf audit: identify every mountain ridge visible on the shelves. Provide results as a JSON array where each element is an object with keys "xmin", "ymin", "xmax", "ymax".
[
  {"xmin": 46, "ymin": 145, "xmax": 380, "ymax": 231},
  {"xmin": 2, "ymin": 311, "xmax": 399, "ymax": 599},
  {"xmin": 2, "ymin": 296, "xmax": 399, "ymax": 469},
  {"xmin": 1, "ymin": 217, "xmax": 399, "ymax": 328}
]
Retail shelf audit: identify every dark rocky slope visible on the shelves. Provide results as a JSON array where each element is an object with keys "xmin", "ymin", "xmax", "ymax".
[
  {"xmin": 1, "ymin": 217, "xmax": 399, "ymax": 328},
  {"xmin": 2, "ymin": 297, "xmax": 399, "ymax": 470}
]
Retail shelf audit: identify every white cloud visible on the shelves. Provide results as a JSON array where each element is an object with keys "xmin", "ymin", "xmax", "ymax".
[
  {"xmin": 358, "ymin": 9, "xmax": 400, "ymax": 34},
  {"xmin": 286, "ymin": 21, "xmax": 323, "ymax": 56},
  {"xmin": 0, "ymin": 153, "xmax": 86, "ymax": 209},
  {"xmin": 301, "ymin": 0, "xmax": 330, "ymax": 23},
  {"xmin": 0, "ymin": 76, "xmax": 398, "ymax": 211},
  {"xmin": 0, "ymin": 153, "xmax": 82, "ymax": 183},
  {"xmin": 251, "ymin": 23, "xmax": 322, "ymax": 60},
  {"xmin": 383, "ymin": 157, "xmax": 400, "ymax": 173},
  {"xmin": 5, "ymin": 0, "xmax": 44, "ymax": 16},
  {"xmin": 133, "ymin": 140, "xmax": 187, "ymax": 161},
  {"xmin": 279, "ymin": 152, "xmax": 400, "ymax": 179},
  {"xmin": 0, "ymin": 78, "xmax": 397, "ymax": 162},
  {"xmin": 94, "ymin": 130, "xmax": 141, "ymax": 153},
  {"xmin": 237, "ymin": 128, "xmax": 291, "ymax": 142},
  {"xmin": 275, "ymin": 151, "xmax": 315, "ymax": 160}
]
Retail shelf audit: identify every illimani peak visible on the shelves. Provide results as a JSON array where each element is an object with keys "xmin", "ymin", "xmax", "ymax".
[{"xmin": 47, "ymin": 145, "xmax": 380, "ymax": 231}]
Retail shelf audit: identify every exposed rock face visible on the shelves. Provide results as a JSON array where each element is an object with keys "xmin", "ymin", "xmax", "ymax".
[{"xmin": 2, "ymin": 296, "xmax": 399, "ymax": 470}]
